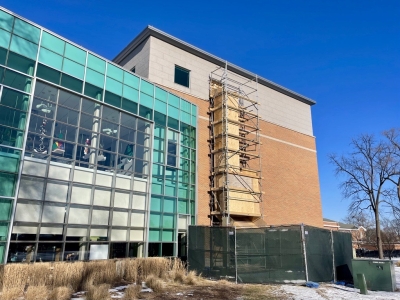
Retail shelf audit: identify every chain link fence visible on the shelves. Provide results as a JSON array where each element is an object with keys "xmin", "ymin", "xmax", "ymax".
[{"xmin": 188, "ymin": 225, "xmax": 353, "ymax": 283}]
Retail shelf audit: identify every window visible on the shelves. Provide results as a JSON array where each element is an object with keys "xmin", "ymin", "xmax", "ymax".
[
  {"xmin": 130, "ymin": 66, "xmax": 135, "ymax": 73},
  {"xmin": 174, "ymin": 66, "xmax": 190, "ymax": 88}
]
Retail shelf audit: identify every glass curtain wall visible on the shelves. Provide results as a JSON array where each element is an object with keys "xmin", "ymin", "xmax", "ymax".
[{"xmin": 0, "ymin": 7, "xmax": 197, "ymax": 263}]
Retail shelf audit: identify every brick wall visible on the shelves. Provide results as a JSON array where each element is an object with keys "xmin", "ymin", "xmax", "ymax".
[{"xmin": 159, "ymin": 85, "xmax": 323, "ymax": 228}]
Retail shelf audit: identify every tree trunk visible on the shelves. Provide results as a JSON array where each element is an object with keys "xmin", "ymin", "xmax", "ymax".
[{"xmin": 375, "ymin": 209, "xmax": 384, "ymax": 259}]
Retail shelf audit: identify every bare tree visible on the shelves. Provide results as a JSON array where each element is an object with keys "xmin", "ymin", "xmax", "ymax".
[
  {"xmin": 342, "ymin": 211, "xmax": 373, "ymax": 250},
  {"xmin": 329, "ymin": 133, "xmax": 400, "ymax": 259},
  {"xmin": 381, "ymin": 218, "xmax": 400, "ymax": 259},
  {"xmin": 383, "ymin": 128, "xmax": 400, "ymax": 219}
]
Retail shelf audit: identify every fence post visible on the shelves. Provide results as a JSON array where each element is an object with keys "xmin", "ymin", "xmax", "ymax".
[
  {"xmin": 301, "ymin": 224, "xmax": 309, "ymax": 282},
  {"xmin": 234, "ymin": 226, "xmax": 238, "ymax": 284},
  {"xmin": 330, "ymin": 230, "xmax": 336, "ymax": 282}
]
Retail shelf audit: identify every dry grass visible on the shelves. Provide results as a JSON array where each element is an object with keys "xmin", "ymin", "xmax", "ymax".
[
  {"xmin": 52, "ymin": 261, "xmax": 85, "ymax": 290},
  {"xmin": 123, "ymin": 284, "xmax": 142, "ymax": 299},
  {"xmin": 86, "ymin": 284, "xmax": 111, "ymax": 300},
  {"xmin": 25, "ymin": 286, "xmax": 48, "ymax": 300},
  {"xmin": 145, "ymin": 275, "xmax": 164, "ymax": 292},
  {"xmin": 48, "ymin": 286, "xmax": 72, "ymax": 300},
  {"xmin": 396, "ymin": 261, "xmax": 400, "ymax": 267},
  {"xmin": 2, "ymin": 264, "xmax": 30, "ymax": 291},
  {"xmin": 184, "ymin": 270, "xmax": 199, "ymax": 285},
  {"xmin": 0, "ymin": 288, "xmax": 23, "ymax": 300}
]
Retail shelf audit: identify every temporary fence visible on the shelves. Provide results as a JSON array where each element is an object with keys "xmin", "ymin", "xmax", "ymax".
[{"xmin": 188, "ymin": 224, "xmax": 353, "ymax": 283}]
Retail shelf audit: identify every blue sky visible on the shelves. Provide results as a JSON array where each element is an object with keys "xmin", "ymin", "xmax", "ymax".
[{"xmin": 2, "ymin": 1, "xmax": 399, "ymax": 221}]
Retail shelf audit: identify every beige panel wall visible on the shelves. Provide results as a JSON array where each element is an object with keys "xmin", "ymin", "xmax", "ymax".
[
  {"xmin": 118, "ymin": 37, "xmax": 151, "ymax": 78},
  {"xmin": 146, "ymin": 36, "xmax": 314, "ymax": 136}
]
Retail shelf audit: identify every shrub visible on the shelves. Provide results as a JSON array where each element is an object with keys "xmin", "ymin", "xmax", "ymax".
[
  {"xmin": 123, "ymin": 284, "xmax": 142, "ymax": 299},
  {"xmin": 396, "ymin": 260, "xmax": 400, "ymax": 267},
  {"xmin": 145, "ymin": 275, "xmax": 164, "ymax": 292},
  {"xmin": 48, "ymin": 286, "xmax": 72, "ymax": 300},
  {"xmin": 0, "ymin": 288, "xmax": 22, "ymax": 300},
  {"xmin": 184, "ymin": 270, "xmax": 199, "ymax": 285},
  {"xmin": 25, "ymin": 286, "xmax": 48, "ymax": 300},
  {"xmin": 86, "ymin": 284, "xmax": 111, "ymax": 300},
  {"xmin": 53, "ymin": 262, "xmax": 85, "ymax": 291}
]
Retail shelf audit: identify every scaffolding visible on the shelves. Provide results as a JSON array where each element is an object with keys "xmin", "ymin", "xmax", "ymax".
[{"xmin": 208, "ymin": 63, "xmax": 263, "ymax": 226}]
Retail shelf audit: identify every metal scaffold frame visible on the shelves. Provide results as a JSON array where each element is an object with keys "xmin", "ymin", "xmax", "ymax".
[{"xmin": 208, "ymin": 63, "xmax": 263, "ymax": 226}]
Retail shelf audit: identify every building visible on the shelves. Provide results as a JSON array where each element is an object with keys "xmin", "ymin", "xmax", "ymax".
[
  {"xmin": 0, "ymin": 6, "xmax": 322, "ymax": 264},
  {"xmin": 113, "ymin": 26, "xmax": 322, "ymax": 228}
]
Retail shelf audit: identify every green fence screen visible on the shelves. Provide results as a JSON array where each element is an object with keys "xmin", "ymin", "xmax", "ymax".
[{"xmin": 188, "ymin": 225, "xmax": 353, "ymax": 284}]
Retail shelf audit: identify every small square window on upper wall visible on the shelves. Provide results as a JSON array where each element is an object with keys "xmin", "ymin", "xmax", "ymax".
[{"xmin": 174, "ymin": 65, "xmax": 190, "ymax": 87}]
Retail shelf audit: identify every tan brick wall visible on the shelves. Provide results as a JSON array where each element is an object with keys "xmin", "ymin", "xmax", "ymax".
[{"xmin": 159, "ymin": 85, "xmax": 323, "ymax": 227}]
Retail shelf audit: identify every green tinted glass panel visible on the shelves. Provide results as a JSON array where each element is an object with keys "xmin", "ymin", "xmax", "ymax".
[
  {"xmin": 154, "ymin": 99, "xmax": 167, "ymax": 114},
  {"xmin": 164, "ymin": 185, "xmax": 176, "ymax": 197},
  {"xmin": 64, "ymin": 43, "xmax": 86, "ymax": 65},
  {"xmin": 179, "ymin": 186, "xmax": 189, "ymax": 198},
  {"xmin": 150, "ymin": 213, "xmax": 161, "ymax": 227},
  {"xmin": 181, "ymin": 112, "xmax": 191, "ymax": 124},
  {"xmin": 168, "ymin": 105, "xmax": 179, "ymax": 119},
  {"xmin": 0, "ymin": 199, "xmax": 12, "ymax": 221},
  {"xmin": 123, "ymin": 85, "xmax": 138, "ymax": 102},
  {"xmin": 85, "ymin": 68, "xmax": 104, "ymax": 87},
  {"xmin": 121, "ymin": 98, "xmax": 137, "ymax": 114},
  {"xmin": 41, "ymin": 31, "xmax": 65, "ymax": 55},
  {"xmin": 140, "ymin": 92, "xmax": 153, "ymax": 109},
  {"xmin": 0, "ymin": 224, "xmax": 8, "ymax": 241},
  {"xmin": 0, "ymin": 29, "xmax": 11, "ymax": 49},
  {"xmin": 152, "ymin": 163, "xmax": 164, "ymax": 177},
  {"xmin": 0, "ymin": 151, "xmax": 20, "ymax": 173},
  {"xmin": 155, "ymin": 87, "xmax": 167, "ymax": 102},
  {"xmin": 141, "ymin": 80, "xmax": 153, "ymax": 96},
  {"xmin": 3, "ymin": 68, "xmax": 32, "ymax": 92},
  {"xmin": 0, "ymin": 48, "xmax": 6, "ymax": 66},
  {"xmin": 191, "ymin": 115, "xmax": 196, "ymax": 127},
  {"xmin": 164, "ymin": 198, "xmax": 175, "ymax": 213},
  {"xmin": 149, "ymin": 229, "xmax": 160, "ymax": 242},
  {"xmin": 0, "ymin": 10, "xmax": 14, "ymax": 32},
  {"xmin": 154, "ymin": 125, "xmax": 165, "ymax": 139},
  {"xmin": 84, "ymin": 82, "xmax": 103, "ymax": 100},
  {"xmin": 154, "ymin": 112, "xmax": 166, "ymax": 126},
  {"xmin": 139, "ymin": 105, "xmax": 152, "ymax": 120},
  {"xmin": 87, "ymin": 53, "xmax": 105, "ymax": 73},
  {"xmin": 192, "ymin": 105, "xmax": 197, "ymax": 116},
  {"xmin": 0, "ymin": 172, "xmax": 16, "ymax": 197},
  {"xmin": 106, "ymin": 77, "xmax": 123, "ymax": 95},
  {"xmin": 10, "ymin": 35, "xmax": 38, "ymax": 60},
  {"xmin": 106, "ymin": 63, "xmax": 123, "ymax": 82},
  {"xmin": 178, "ymin": 200, "xmax": 188, "ymax": 214},
  {"xmin": 163, "ymin": 215, "xmax": 174, "ymax": 228},
  {"xmin": 0, "ymin": 125, "xmax": 23, "ymax": 148},
  {"xmin": 39, "ymin": 47, "xmax": 62, "ymax": 70},
  {"xmin": 151, "ymin": 183, "xmax": 163, "ymax": 194},
  {"xmin": 7, "ymin": 52, "xmax": 35, "ymax": 75},
  {"xmin": 150, "ymin": 195, "xmax": 162, "ymax": 212},
  {"xmin": 1, "ymin": 87, "xmax": 29, "ymax": 111},
  {"xmin": 190, "ymin": 201, "xmax": 195, "ymax": 215},
  {"xmin": 61, "ymin": 74, "xmax": 83, "ymax": 93},
  {"xmin": 181, "ymin": 100, "xmax": 191, "ymax": 113},
  {"xmin": 123, "ymin": 72, "xmax": 139, "ymax": 89},
  {"xmin": 168, "ymin": 117, "xmax": 179, "ymax": 131},
  {"xmin": 153, "ymin": 138, "xmax": 164, "ymax": 151},
  {"xmin": 180, "ymin": 123, "xmax": 190, "ymax": 135},
  {"xmin": 162, "ymin": 230, "xmax": 174, "ymax": 242},
  {"xmin": 104, "ymin": 91, "xmax": 121, "ymax": 108},
  {"xmin": 37, "ymin": 63, "xmax": 60, "ymax": 85},
  {"xmin": 168, "ymin": 94, "xmax": 179, "ymax": 107},
  {"xmin": 13, "ymin": 18, "xmax": 40, "ymax": 44},
  {"xmin": 62, "ymin": 58, "xmax": 84, "ymax": 79},
  {"xmin": 153, "ymin": 150, "xmax": 164, "ymax": 164}
]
